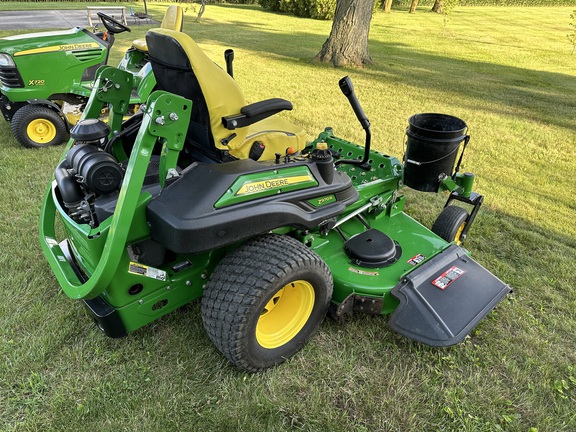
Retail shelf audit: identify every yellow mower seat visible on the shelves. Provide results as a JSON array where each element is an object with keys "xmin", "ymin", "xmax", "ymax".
[
  {"xmin": 145, "ymin": 28, "xmax": 306, "ymax": 162},
  {"xmin": 132, "ymin": 5, "xmax": 184, "ymax": 52}
]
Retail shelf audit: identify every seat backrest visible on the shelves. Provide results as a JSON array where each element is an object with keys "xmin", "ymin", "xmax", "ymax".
[
  {"xmin": 146, "ymin": 28, "xmax": 249, "ymax": 159},
  {"xmin": 161, "ymin": 5, "xmax": 183, "ymax": 31}
]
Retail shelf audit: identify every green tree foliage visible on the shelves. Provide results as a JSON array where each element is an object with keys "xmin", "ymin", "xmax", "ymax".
[
  {"xmin": 259, "ymin": 0, "xmax": 574, "ymax": 12},
  {"xmin": 257, "ymin": 0, "xmax": 575, "ymax": 17},
  {"xmin": 393, "ymin": 0, "xmax": 573, "ymax": 4},
  {"xmin": 259, "ymin": 0, "xmax": 337, "ymax": 19},
  {"xmin": 441, "ymin": 0, "xmax": 460, "ymax": 33},
  {"xmin": 568, "ymin": 10, "xmax": 576, "ymax": 54}
]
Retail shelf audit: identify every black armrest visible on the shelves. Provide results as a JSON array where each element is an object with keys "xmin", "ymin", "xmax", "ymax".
[{"xmin": 222, "ymin": 98, "xmax": 293, "ymax": 130}]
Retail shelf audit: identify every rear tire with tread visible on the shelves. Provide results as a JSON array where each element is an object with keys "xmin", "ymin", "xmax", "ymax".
[
  {"xmin": 201, "ymin": 234, "xmax": 333, "ymax": 372},
  {"xmin": 11, "ymin": 105, "xmax": 68, "ymax": 148}
]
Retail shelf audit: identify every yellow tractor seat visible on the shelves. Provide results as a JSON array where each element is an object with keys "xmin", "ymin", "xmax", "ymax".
[
  {"xmin": 132, "ymin": 5, "xmax": 184, "ymax": 53},
  {"xmin": 145, "ymin": 28, "xmax": 306, "ymax": 162}
]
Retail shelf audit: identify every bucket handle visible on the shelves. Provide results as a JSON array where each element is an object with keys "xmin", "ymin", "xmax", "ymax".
[
  {"xmin": 452, "ymin": 134, "xmax": 471, "ymax": 177},
  {"xmin": 403, "ymin": 132, "xmax": 471, "ymax": 173},
  {"xmin": 404, "ymin": 142, "xmax": 461, "ymax": 166}
]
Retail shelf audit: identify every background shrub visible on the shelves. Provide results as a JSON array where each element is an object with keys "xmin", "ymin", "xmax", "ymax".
[
  {"xmin": 259, "ymin": 0, "xmax": 575, "ymax": 18},
  {"xmin": 259, "ymin": 0, "xmax": 336, "ymax": 19},
  {"xmin": 387, "ymin": 0, "xmax": 574, "ymax": 5},
  {"xmin": 31, "ymin": 0, "xmax": 572, "ymax": 8},
  {"xmin": 258, "ymin": 0, "xmax": 282, "ymax": 10}
]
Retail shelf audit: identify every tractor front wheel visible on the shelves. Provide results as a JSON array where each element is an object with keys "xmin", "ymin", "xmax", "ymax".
[
  {"xmin": 432, "ymin": 205, "xmax": 469, "ymax": 245},
  {"xmin": 11, "ymin": 105, "xmax": 68, "ymax": 148},
  {"xmin": 201, "ymin": 234, "xmax": 333, "ymax": 372}
]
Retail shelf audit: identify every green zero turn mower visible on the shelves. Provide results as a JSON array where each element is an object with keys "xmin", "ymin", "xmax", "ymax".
[
  {"xmin": 39, "ymin": 28, "xmax": 511, "ymax": 372},
  {"xmin": 0, "ymin": 6, "xmax": 183, "ymax": 148}
]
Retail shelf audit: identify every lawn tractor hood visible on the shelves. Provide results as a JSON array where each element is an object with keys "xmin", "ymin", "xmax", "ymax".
[
  {"xmin": 0, "ymin": 27, "xmax": 109, "ymax": 59},
  {"xmin": 0, "ymin": 27, "xmax": 110, "ymax": 96}
]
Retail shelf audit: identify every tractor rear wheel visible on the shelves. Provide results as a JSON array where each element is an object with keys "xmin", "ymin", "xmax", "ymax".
[
  {"xmin": 432, "ymin": 205, "xmax": 469, "ymax": 245},
  {"xmin": 201, "ymin": 234, "xmax": 333, "ymax": 372},
  {"xmin": 11, "ymin": 105, "xmax": 68, "ymax": 148}
]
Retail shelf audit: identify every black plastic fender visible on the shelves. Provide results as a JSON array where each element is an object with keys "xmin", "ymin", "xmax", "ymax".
[
  {"xmin": 388, "ymin": 244, "xmax": 511, "ymax": 346},
  {"xmin": 27, "ymin": 98, "xmax": 71, "ymax": 128}
]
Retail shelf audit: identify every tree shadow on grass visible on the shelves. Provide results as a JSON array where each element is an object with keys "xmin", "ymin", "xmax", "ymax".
[{"xmin": 188, "ymin": 18, "xmax": 576, "ymax": 133}]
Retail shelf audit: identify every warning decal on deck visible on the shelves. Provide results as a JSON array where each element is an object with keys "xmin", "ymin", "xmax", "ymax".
[
  {"xmin": 407, "ymin": 254, "xmax": 426, "ymax": 266},
  {"xmin": 129, "ymin": 262, "xmax": 167, "ymax": 281},
  {"xmin": 431, "ymin": 266, "xmax": 465, "ymax": 290}
]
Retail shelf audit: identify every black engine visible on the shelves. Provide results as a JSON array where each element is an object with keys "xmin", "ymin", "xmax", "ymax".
[{"xmin": 55, "ymin": 119, "xmax": 123, "ymax": 226}]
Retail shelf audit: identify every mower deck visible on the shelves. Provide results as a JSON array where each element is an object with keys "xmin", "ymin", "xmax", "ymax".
[
  {"xmin": 311, "ymin": 207, "xmax": 446, "ymax": 310},
  {"xmin": 312, "ymin": 212, "xmax": 510, "ymax": 346}
]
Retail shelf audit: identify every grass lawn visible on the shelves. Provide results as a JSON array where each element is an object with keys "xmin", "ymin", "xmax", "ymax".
[{"xmin": 0, "ymin": 3, "xmax": 575, "ymax": 431}]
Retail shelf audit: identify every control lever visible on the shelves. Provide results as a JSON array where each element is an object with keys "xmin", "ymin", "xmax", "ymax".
[
  {"xmin": 335, "ymin": 76, "xmax": 372, "ymax": 169},
  {"xmin": 225, "ymin": 49, "xmax": 234, "ymax": 78},
  {"xmin": 339, "ymin": 76, "xmax": 370, "ymax": 130}
]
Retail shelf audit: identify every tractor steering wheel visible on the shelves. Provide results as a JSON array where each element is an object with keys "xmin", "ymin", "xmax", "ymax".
[{"xmin": 97, "ymin": 12, "xmax": 131, "ymax": 34}]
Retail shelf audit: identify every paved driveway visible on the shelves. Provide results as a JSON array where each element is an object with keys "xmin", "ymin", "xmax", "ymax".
[
  {"xmin": 0, "ymin": 9, "xmax": 156, "ymax": 31},
  {"xmin": 0, "ymin": 10, "xmax": 90, "ymax": 30}
]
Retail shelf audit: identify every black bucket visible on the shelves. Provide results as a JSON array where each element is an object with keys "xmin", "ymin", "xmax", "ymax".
[{"xmin": 403, "ymin": 113, "xmax": 468, "ymax": 192}]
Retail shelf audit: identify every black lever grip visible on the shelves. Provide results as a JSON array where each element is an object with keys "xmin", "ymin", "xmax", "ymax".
[
  {"xmin": 225, "ymin": 49, "xmax": 234, "ymax": 78},
  {"xmin": 339, "ymin": 76, "xmax": 370, "ymax": 130}
]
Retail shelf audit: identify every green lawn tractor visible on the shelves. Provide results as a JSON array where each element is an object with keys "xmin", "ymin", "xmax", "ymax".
[
  {"xmin": 0, "ymin": 6, "xmax": 183, "ymax": 148},
  {"xmin": 39, "ymin": 28, "xmax": 511, "ymax": 372}
]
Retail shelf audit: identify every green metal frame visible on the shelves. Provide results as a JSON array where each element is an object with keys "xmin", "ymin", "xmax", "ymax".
[{"xmin": 39, "ymin": 67, "xmax": 212, "ymax": 332}]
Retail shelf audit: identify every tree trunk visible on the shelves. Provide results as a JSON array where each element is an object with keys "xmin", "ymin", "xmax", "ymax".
[
  {"xmin": 314, "ymin": 0, "xmax": 376, "ymax": 67},
  {"xmin": 383, "ymin": 0, "xmax": 393, "ymax": 13},
  {"xmin": 196, "ymin": 0, "xmax": 206, "ymax": 22},
  {"xmin": 431, "ymin": 0, "xmax": 443, "ymax": 13},
  {"xmin": 409, "ymin": 0, "xmax": 419, "ymax": 13}
]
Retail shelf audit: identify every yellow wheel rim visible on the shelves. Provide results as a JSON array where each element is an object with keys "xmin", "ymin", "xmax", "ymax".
[
  {"xmin": 454, "ymin": 222, "xmax": 466, "ymax": 245},
  {"xmin": 27, "ymin": 118, "xmax": 57, "ymax": 144},
  {"xmin": 256, "ymin": 280, "xmax": 315, "ymax": 349}
]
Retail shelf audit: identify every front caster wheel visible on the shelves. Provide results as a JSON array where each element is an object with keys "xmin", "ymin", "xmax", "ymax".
[
  {"xmin": 201, "ymin": 234, "xmax": 333, "ymax": 372},
  {"xmin": 432, "ymin": 205, "xmax": 469, "ymax": 245}
]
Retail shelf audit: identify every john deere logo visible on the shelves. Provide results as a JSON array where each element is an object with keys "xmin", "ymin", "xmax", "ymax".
[
  {"xmin": 237, "ymin": 175, "xmax": 312, "ymax": 196},
  {"xmin": 14, "ymin": 43, "xmax": 100, "ymax": 57},
  {"xmin": 215, "ymin": 167, "xmax": 318, "ymax": 209},
  {"xmin": 58, "ymin": 43, "xmax": 98, "ymax": 51}
]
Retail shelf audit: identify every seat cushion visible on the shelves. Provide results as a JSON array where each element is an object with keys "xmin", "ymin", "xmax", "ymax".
[
  {"xmin": 147, "ymin": 28, "xmax": 249, "ymax": 149},
  {"xmin": 132, "ymin": 38, "xmax": 148, "ymax": 52},
  {"xmin": 134, "ymin": 5, "xmax": 182, "ymax": 52},
  {"xmin": 161, "ymin": 5, "xmax": 183, "ymax": 31},
  {"xmin": 229, "ymin": 116, "xmax": 307, "ymax": 161}
]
